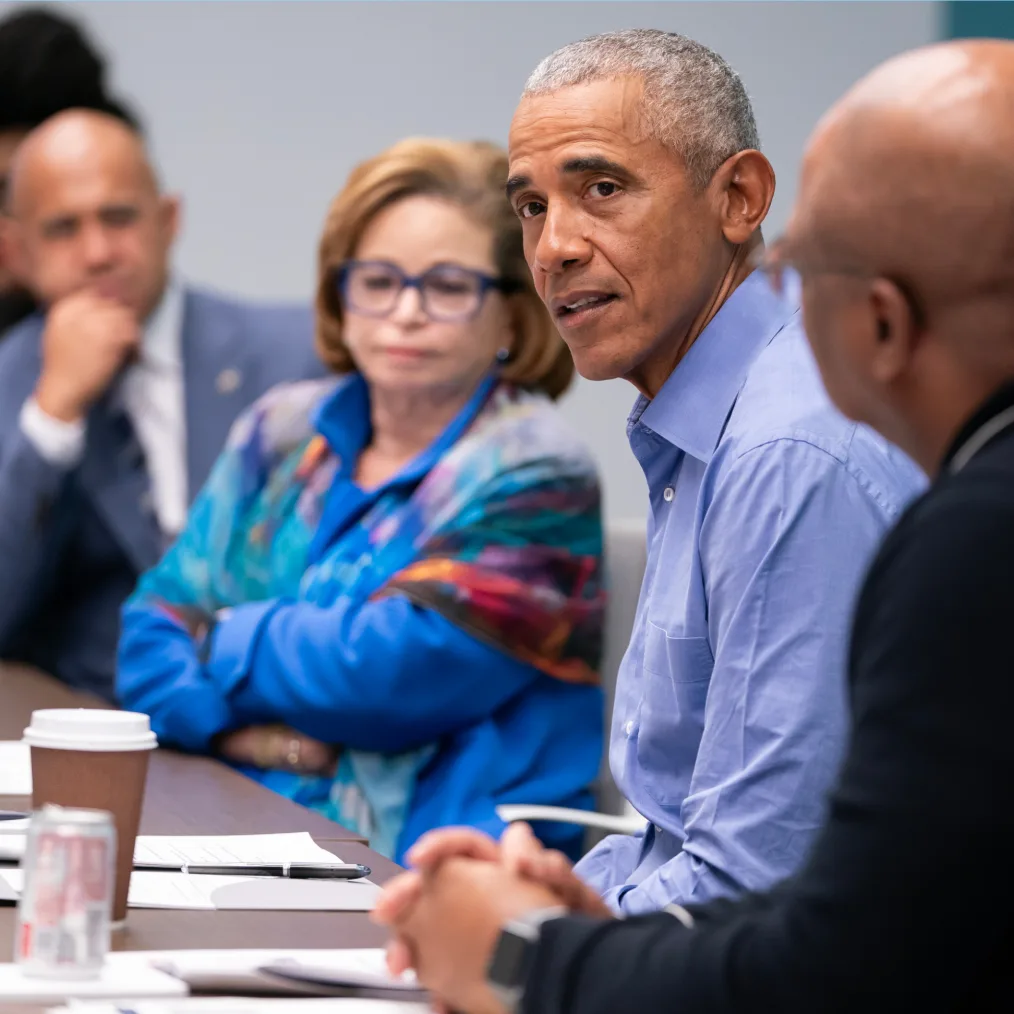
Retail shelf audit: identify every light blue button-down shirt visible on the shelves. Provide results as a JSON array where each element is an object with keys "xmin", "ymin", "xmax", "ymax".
[{"xmin": 575, "ymin": 271, "xmax": 926, "ymax": 915}]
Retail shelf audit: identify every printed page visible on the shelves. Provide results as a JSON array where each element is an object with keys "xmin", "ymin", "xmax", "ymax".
[
  {"xmin": 133, "ymin": 832, "xmax": 342, "ymax": 868},
  {"xmin": 0, "ymin": 868, "xmax": 379, "ymax": 911},
  {"xmin": 1, "ymin": 831, "xmax": 341, "ymax": 867},
  {"xmin": 0, "ymin": 742, "xmax": 31, "ymax": 794}
]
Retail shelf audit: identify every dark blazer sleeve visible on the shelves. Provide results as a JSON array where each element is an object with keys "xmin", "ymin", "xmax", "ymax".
[
  {"xmin": 0, "ymin": 320, "xmax": 69, "ymax": 647},
  {"xmin": 523, "ymin": 487, "xmax": 1014, "ymax": 1014}
]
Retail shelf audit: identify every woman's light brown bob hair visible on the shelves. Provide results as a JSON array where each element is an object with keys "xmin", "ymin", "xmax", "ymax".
[{"xmin": 315, "ymin": 138, "xmax": 574, "ymax": 400}]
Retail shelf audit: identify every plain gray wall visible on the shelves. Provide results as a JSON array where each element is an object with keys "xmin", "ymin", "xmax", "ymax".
[{"xmin": 4, "ymin": 1, "xmax": 940, "ymax": 519}]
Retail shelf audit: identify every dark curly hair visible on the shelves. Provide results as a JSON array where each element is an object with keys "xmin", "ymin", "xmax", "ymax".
[{"xmin": 0, "ymin": 6, "xmax": 141, "ymax": 134}]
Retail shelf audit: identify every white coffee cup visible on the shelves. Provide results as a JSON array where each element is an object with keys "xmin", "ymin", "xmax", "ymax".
[{"xmin": 24, "ymin": 709, "xmax": 158, "ymax": 923}]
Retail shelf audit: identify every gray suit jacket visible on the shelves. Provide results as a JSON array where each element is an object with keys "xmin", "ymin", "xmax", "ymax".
[{"xmin": 0, "ymin": 286, "xmax": 325, "ymax": 698}]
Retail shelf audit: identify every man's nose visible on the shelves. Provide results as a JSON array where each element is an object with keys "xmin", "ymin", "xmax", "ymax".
[
  {"xmin": 532, "ymin": 202, "xmax": 593, "ymax": 276},
  {"xmin": 81, "ymin": 222, "xmax": 117, "ymax": 269}
]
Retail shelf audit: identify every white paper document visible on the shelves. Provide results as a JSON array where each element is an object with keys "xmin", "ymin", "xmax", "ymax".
[
  {"xmin": 0, "ymin": 953, "xmax": 186, "ymax": 1003},
  {"xmin": 0, "ymin": 740, "xmax": 32, "ymax": 794},
  {"xmin": 37, "ymin": 949, "xmax": 425, "ymax": 1011},
  {"xmin": 0, "ymin": 830, "xmax": 342, "ymax": 866},
  {"xmin": 0, "ymin": 866, "xmax": 380, "ymax": 911},
  {"xmin": 49, "ymin": 999, "xmax": 429, "ymax": 1014},
  {"xmin": 132, "ymin": 832, "xmax": 344, "ymax": 868},
  {"xmin": 148, "ymin": 947, "xmax": 391, "ymax": 977}
]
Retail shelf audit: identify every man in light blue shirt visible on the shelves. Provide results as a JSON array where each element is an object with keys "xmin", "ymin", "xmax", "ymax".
[
  {"xmin": 499, "ymin": 29, "xmax": 926, "ymax": 915},
  {"xmin": 576, "ymin": 271, "xmax": 922, "ymax": 913}
]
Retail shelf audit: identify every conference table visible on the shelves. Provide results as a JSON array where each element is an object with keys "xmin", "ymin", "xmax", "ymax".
[{"xmin": 0, "ymin": 662, "xmax": 400, "ymax": 968}]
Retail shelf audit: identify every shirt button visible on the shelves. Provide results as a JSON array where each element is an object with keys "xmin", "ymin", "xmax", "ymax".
[
  {"xmin": 624, "ymin": 720, "xmax": 635, "ymax": 736},
  {"xmin": 663, "ymin": 486, "xmax": 675, "ymax": 502},
  {"xmin": 216, "ymin": 368, "xmax": 242, "ymax": 394}
]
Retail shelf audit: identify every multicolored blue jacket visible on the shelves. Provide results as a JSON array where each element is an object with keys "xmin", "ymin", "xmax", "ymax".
[{"xmin": 117, "ymin": 371, "xmax": 605, "ymax": 861}]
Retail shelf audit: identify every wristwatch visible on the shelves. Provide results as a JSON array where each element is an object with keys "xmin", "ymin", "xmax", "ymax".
[{"xmin": 486, "ymin": 905, "xmax": 568, "ymax": 1013}]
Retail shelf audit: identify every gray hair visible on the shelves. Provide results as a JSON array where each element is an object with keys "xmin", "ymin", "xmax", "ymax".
[{"xmin": 523, "ymin": 29, "xmax": 760, "ymax": 188}]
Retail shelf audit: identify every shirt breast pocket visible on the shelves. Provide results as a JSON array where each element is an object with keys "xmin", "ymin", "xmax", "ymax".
[{"xmin": 637, "ymin": 621, "xmax": 714, "ymax": 807}]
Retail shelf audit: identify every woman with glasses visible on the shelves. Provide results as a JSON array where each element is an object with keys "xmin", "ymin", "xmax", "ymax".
[{"xmin": 116, "ymin": 139, "xmax": 605, "ymax": 862}]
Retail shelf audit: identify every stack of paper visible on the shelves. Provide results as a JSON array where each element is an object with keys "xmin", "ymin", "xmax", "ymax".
[
  {"xmin": 151, "ymin": 948, "xmax": 422, "ymax": 997},
  {"xmin": 47, "ymin": 999, "xmax": 429, "ymax": 1014},
  {"xmin": 0, "ymin": 953, "xmax": 186, "ymax": 1003},
  {"xmin": 1, "ymin": 948, "xmax": 425, "ymax": 1007},
  {"xmin": 0, "ymin": 830, "xmax": 346, "ymax": 865},
  {"xmin": 0, "ymin": 833, "xmax": 379, "ymax": 910},
  {"xmin": 0, "ymin": 866, "xmax": 379, "ymax": 911},
  {"xmin": 0, "ymin": 741, "xmax": 31, "ymax": 794}
]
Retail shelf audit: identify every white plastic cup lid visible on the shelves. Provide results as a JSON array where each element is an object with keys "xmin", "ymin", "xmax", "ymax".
[{"xmin": 22, "ymin": 709, "xmax": 158, "ymax": 752}]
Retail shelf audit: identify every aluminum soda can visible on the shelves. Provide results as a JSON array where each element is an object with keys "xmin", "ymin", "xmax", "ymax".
[{"xmin": 15, "ymin": 805, "xmax": 115, "ymax": 978}]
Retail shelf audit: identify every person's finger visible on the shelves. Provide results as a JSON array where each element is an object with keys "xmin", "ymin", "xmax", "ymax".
[
  {"xmin": 406, "ymin": 827, "xmax": 501, "ymax": 870},
  {"xmin": 500, "ymin": 822, "xmax": 543, "ymax": 874},
  {"xmin": 536, "ymin": 852, "xmax": 613, "ymax": 917},
  {"xmin": 372, "ymin": 871, "xmax": 423, "ymax": 925},
  {"xmin": 514, "ymin": 849, "xmax": 593, "ymax": 909},
  {"xmin": 517, "ymin": 853, "xmax": 574, "ymax": 897},
  {"xmin": 386, "ymin": 935, "xmax": 415, "ymax": 977},
  {"xmin": 514, "ymin": 845, "xmax": 568, "ymax": 883}
]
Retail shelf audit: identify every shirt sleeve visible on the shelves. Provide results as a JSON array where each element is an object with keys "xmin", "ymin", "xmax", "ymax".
[
  {"xmin": 19, "ymin": 396, "xmax": 86, "ymax": 468},
  {"xmin": 604, "ymin": 439, "xmax": 897, "ymax": 914},
  {"xmin": 200, "ymin": 593, "xmax": 540, "ymax": 752},
  {"xmin": 523, "ymin": 488, "xmax": 1014, "ymax": 1014},
  {"xmin": 117, "ymin": 405, "xmax": 255, "ymax": 748},
  {"xmin": 117, "ymin": 603, "xmax": 236, "ymax": 751}
]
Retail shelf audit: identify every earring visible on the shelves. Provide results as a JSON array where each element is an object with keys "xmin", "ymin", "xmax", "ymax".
[{"xmin": 496, "ymin": 347, "xmax": 511, "ymax": 363}]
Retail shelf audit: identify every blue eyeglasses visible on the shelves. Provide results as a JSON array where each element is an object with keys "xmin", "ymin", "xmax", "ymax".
[{"xmin": 334, "ymin": 260, "xmax": 517, "ymax": 322}]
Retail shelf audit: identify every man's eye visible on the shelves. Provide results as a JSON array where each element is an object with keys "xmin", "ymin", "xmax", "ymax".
[
  {"xmin": 589, "ymin": 181, "xmax": 620, "ymax": 198},
  {"xmin": 102, "ymin": 206, "xmax": 138, "ymax": 228},
  {"xmin": 42, "ymin": 220, "xmax": 77, "ymax": 240},
  {"xmin": 518, "ymin": 200, "xmax": 546, "ymax": 220}
]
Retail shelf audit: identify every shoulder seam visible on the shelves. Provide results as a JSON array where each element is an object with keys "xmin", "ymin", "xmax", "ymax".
[{"xmin": 728, "ymin": 432, "xmax": 902, "ymax": 518}]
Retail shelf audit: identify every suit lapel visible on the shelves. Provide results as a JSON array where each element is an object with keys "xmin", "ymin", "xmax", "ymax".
[{"xmin": 181, "ymin": 289, "xmax": 258, "ymax": 500}]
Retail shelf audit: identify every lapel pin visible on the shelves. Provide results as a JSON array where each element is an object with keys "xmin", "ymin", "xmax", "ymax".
[{"xmin": 216, "ymin": 368, "xmax": 242, "ymax": 395}]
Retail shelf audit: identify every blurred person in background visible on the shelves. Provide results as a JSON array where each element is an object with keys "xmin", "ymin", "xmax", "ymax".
[
  {"xmin": 0, "ymin": 4, "xmax": 141, "ymax": 334},
  {"xmin": 0, "ymin": 109, "xmax": 321, "ymax": 699},
  {"xmin": 117, "ymin": 138, "xmax": 605, "ymax": 864}
]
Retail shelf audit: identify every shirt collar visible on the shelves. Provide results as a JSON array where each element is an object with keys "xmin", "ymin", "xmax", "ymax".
[
  {"xmin": 942, "ymin": 379, "xmax": 1014, "ymax": 474},
  {"xmin": 140, "ymin": 276, "xmax": 184, "ymax": 371},
  {"xmin": 635, "ymin": 270, "xmax": 797, "ymax": 463},
  {"xmin": 313, "ymin": 370, "xmax": 499, "ymax": 486}
]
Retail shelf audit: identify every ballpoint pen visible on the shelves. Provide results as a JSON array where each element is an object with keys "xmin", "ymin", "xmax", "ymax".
[{"xmin": 134, "ymin": 861, "xmax": 371, "ymax": 879}]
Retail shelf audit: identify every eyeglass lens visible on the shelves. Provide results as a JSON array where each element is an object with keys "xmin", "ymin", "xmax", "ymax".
[{"xmin": 343, "ymin": 262, "xmax": 485, "ymax": 321}]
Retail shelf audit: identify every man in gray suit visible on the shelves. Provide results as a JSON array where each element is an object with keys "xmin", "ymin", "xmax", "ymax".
[{"xmin": 0, "ymin": 109, "xmax": 322, "ymax": 699}]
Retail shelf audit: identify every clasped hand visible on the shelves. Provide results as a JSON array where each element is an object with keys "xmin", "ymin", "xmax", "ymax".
[{"xmin": 372, "ymin": 823, "xmax": 614, "ymax": 1014}]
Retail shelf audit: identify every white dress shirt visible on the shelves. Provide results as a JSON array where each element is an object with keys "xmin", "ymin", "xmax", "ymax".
[{"xmin": 19, "ymin": 280, "xmax": 189, "ymax": 536}]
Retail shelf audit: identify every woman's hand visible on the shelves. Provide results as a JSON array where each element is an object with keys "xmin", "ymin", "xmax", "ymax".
[{"xmin": 215, "ymin": 724, "xmax": 339, "ymax": 776}]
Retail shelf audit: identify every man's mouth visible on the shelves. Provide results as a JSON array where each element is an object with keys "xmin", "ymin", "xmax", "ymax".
[{"xmin": 552, "ymin": 292, "xmax": 619, "ymax": 323}]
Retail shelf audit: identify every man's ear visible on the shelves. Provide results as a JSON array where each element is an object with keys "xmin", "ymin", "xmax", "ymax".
[
  {"xmin": 714, "ymin": 150, "xmax": 776, "ymax": 246},
  {"xmin": 159, "ymin": 193, "xmax": 182, "ymax": 247},
  {"xmin": 0, "ymin": 215, "xmax": 30, "ymax": 285},
  {"xmin": 868, "ymin": 277, "xmax": 919, "ymax": 385}
]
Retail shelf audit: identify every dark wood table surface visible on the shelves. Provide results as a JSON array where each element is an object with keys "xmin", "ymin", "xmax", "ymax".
[{"xmin": 0, "ymin": 663, "xmax": 401, "ymax": 965}]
